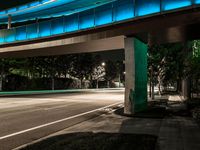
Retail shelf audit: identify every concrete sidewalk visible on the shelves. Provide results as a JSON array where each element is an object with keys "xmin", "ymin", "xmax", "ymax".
[{"xmin": 16, "ymin": 95, "xmax": 200, "ymax": 150}]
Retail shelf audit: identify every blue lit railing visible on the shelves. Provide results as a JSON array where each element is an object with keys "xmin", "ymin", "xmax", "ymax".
[
  {"xmin": 0, "ymin": 0, "xmax": 200, "ymax": 45},
  {"xmin": 0, "ymin": 0, "xmax": 54, "ymax": 15}
]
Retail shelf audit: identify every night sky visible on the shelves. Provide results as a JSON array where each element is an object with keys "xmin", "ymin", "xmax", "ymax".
[{"xmin": 0, "ymin": 0, "xmax": 35, "ymax": 10}]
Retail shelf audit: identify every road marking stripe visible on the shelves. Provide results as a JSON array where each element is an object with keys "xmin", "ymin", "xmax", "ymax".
[{"xmin": 0, "ymin": 102, "xmax": 122, "ymax": 140}]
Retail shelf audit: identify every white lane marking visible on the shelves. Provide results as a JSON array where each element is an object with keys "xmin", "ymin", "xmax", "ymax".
[{"xmin": 0, "ymin": 102, "xmax": 122, "ymax": 140}]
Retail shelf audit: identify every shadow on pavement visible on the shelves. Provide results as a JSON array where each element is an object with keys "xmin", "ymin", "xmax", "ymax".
[
  {"xmin": 114, "ymin": 107, "xmax": 166, "ymax": 119},
  {"xmin": 20, "ymin": 132, "xmax": 157, "ymax": 150},
  {"xmin": 114, "ymin": 98, "xmax": 168, "ymax": 119},
  {"xmin": 21, "ymin": 96, "xmax": 195, "ymax": 150}
]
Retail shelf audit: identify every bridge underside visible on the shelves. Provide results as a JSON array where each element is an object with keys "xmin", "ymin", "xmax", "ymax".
[
  {"xmin": 1, "ymin": 8, "xmax": 200, "ymax": 57},
  {"xmin": 0, "ymin": 36, "xmax": 124, "ymax": 58},
  {"xmin": 0, "ymin": 8, "xmax": 200, "ymax": 114}
]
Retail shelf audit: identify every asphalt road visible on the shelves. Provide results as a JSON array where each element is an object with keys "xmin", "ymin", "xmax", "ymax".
[{"xmin": 0, "ymin": 89, "xmax": 124, "ymax": 150}]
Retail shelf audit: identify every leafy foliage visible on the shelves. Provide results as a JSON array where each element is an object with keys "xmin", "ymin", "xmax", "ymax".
[{"xmin": 0, "ymin": 53, "xmax": 123, "ymax": 90}]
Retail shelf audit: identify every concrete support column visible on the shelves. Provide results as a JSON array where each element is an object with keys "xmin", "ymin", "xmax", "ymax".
[
  {"xmin": 124, "ymin": 37, "xmax": 148, "ymax": 115},
  {"xmin": 182, "ymin": 79, "xmax": 191, "ymax": 100},
  {"xmin": 8, "ymin": 15, "xmax": 12, "ymax": 29},
  {"xmin": 181, "ymin": 41, "xmax": 192, "ymax": 100},
  {"xmin": 124, "ymin": 38, "xmax": 135, "ymax": 114}
]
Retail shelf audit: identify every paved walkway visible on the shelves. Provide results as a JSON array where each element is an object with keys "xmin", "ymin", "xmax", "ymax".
[{"xmin": 16, "ymin": 95, "xmax": 200, "ymax": 150}]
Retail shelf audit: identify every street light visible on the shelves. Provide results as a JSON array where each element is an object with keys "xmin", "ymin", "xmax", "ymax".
[{"xmin": 101, "ymin": 62, "xmax": 106, "ymax": 67}]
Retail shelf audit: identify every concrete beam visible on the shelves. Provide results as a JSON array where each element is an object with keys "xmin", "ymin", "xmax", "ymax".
[{"xmin": 0, "ymin": 36, "xmax": 125, "ymax": 58}]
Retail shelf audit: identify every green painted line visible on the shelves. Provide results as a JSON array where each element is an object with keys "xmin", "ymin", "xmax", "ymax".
[
  {"xmin": 0, "ymin": 88, "xmax": 123, "ymax": 96},
  {"xmin": 0, "ymin": 89, "xmax": 86, "ymax": 95}
]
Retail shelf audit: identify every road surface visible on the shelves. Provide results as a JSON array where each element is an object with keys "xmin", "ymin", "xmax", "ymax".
[{"xmin": 0, "ymin": 89, "xmax": 124, "ymax": 150}]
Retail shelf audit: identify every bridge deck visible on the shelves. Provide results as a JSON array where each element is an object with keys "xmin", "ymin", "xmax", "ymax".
[{"xmin": 0, "ymin": 0, "xmax": 200, "ymax": 46}]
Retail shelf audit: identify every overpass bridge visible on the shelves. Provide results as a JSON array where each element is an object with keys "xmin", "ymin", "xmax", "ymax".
[{"xmin": 0, "ymin": 0, "xmax": 200, "ymax": 114}]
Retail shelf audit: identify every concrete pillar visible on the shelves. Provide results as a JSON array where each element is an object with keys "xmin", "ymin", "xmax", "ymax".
[
  {"xmin": 124, "ymin": 38, "xmax": 135, "ymax": 114},
  {"xmin": 181, "ymin": 41, "xmax": 192, "ymax": 100},
  {"xmin": 8, "ymin": 15, "xmax": 12, "ymax": 29},
  {"xmin": 182, "ymin": 79, "xmax": 191, "ymax": 100},
  {"xmin": 124, "ymin": 37, "xmax": 148, "ymax": 115}
]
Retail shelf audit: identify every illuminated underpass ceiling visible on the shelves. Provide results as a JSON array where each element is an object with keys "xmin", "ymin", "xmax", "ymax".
[{"xmin": 0, "ymin": 0, "xmax": 116, "ymax": 24}]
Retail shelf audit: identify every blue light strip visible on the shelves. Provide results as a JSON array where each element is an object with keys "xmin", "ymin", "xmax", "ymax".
[
  {"xmin": 195, "ymin": 0, "xmax": 200, "ymax": 4},
  {"xmin": 0, "ymin": 0, "xmax": 198, "ymax": 45},
  {"xmin": 162, "ymin": 0, "xmax": 192, "ymax": 11},
  {"xmin": 0, "ymin": 0, "xmax": 116, "ymax": 24},
  {"xmin": 0, "ymin": 0, "xmax": 54, "ymax": 15}
]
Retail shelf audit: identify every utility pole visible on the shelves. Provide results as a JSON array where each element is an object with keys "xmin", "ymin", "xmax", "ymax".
[{"xmin": 8, "ymin": 14, "xmax": 12, "ymax": 29}]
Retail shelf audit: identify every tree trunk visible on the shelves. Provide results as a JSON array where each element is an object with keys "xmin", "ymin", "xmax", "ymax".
[
  {"xmin": 64, "ymin": 71, "xmax": 67, "ymax": 79},
  {"xmin": 51, "ymin": 77, "xmax": 55, "ymax": 90},
  {"xmin": 148, "ymin": 34, "xmax": 154, "ymax": 99},
  {"xmin": 0, "ymin": 73, "xmax": 3, "ymax": 91},
  {"xmin": 149, "ymin": 78, "xmax": 152, "ymax": 98},
  {"xmin": 107, "ymin": 81, "xmax": 110, "ymax": 88},
  {"xmin": 151, "ymin": 80, "xmax": 155, "ymax": 100},
  {"xmin": 118, "ymin": 74, "xmax": 121, "ymax": 88},
  {"xmin": 177, "ymin": 79, "xmax": 181, "ymax": 93},
  {"xmin": 80, "ymin": 79, "xmax": 83, "ymax": 89},
  {"xmin": 158, "ymin": 79, "xmax": 161, "ymax": 96},
  {"xmin": 196, "ymin": 79, "xmax": 199, "ymax": 97},
  {"xmin": 96, "ymin": 80, "xmax": 99, "ymax": 89},
  {"xmin": 151, "ymin": 66, "xmax": 155, "ymax": 100},
  {"xmin": 182, "ymin": 79, "xmax": 191, "ymax": 100}
]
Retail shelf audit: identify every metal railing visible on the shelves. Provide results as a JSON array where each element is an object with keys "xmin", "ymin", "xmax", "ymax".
[{"xmin": 0, "ymin": 0, "xmax": 199, "ymax": 45}]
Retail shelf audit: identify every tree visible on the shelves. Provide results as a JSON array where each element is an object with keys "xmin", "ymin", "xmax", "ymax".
[
  {"xmin": 0, "ymin": 58, "xmax": 14, "ymax": 91},
  {"xmin": 56, "ymin": 55, "xmax": 74, "ymax": 78},
  {"xmin": 187, "ymin": 40, "xmax": 200, "ymax": 96},
  {"xmin": 104, "ymin": 60, "xmax": 117, "ymax": 88},
  {"xmin": 70, "ymin": 54, "xmax": 94, "ymax": 88},
  {"xmin": 30, "ymin": 56, "xmax": 58, "ymax": 90},
  {"xmin": 9, "ymin": 58, "xmax": 30, "ymax": 77},
  {"xmin": 91, "ymin": 65, "xmax": 105, "ymax": 88},
  {"xmin": 148, "ymin": 43, "xmax": 185, "ymax": 96},
  {"xmin": 116, "ymin": 61, "xmax": 124, "ymax": 88},
  {"xmin": 148, "ymin": 44, "xmax": 164, "ymax": 98},
  {"xmin": 44, "ymin": 56, "xmax": 58, "ymax": 90}
]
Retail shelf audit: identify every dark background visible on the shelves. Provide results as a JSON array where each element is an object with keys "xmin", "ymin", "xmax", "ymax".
[{"xmin": 0, "ymin": 0, "xmax": 35, "ymax": 10}]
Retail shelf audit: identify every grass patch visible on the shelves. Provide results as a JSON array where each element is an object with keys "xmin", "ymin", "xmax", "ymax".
[
  {"xmin": 21, "ymin": 132, "xmax": 157, "ymax": 150},
  {"xmin": 186, "ymin": 98, "xmax": 200, "ymax": 124}
]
